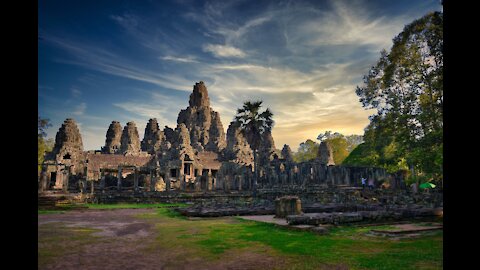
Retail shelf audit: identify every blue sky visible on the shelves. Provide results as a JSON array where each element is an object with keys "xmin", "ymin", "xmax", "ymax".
[{"xmin": 38, "ymin": 0, "xmax": 442, "ymax": 151}]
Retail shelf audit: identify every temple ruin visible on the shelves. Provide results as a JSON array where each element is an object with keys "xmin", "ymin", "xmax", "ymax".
[{"xmin": 40, "ymin": 81, "xmax": 397, "ymax": 195}]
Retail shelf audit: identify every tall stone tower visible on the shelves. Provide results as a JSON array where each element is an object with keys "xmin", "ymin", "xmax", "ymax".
[
  {"xmin": 224, "ymin": 121, "xmax": 254, "ymax": 166},
  {"xmin": 102, "ymin": 121, "xmax": 122, "ymax": 154},
  {"xmin": 141, "ymin": 118, "xmax": 163, "ymax": 154},
  {"xmin": 177, "ymin": 81, "xmax": 226, "ymax": 152},
  {"xmin": 119, "ymin": 121, "xmax": 141, "ymax": 156},
  {"xmin": 318, "ymin": 141, "xmax": 335, "ymax": 166},
  {"xmin": 51, "ymin": 118, "xmax": 85, "ymax": 175}
]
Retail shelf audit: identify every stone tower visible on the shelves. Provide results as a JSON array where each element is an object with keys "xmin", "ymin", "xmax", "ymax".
[
  {"xmin": 281, "ymin": 144, "xmax": 293, "ymax": 163},
  {"xmin": 224, "ymin": 121, "xmax": 254, "ymax": 166},
  {"xmin": 51, "ymin": 118, "xmax": 84, "ymax": 174},
  {"xmin": 141, "ymin": 118, "xmax": 163, "ymax": 154},
  {"xmin": 318, "ymin": 141, "xmax": 335, "ymax": 165},
  {"xmin": 120, "ymin": 121, "xmax": 141, "ymax": 156},
  {"xmin": 177, "ymin": 81, "xmax": 226, "ymax": 153},
  {"xmin": 102, "ymin": 121, "xmax": 122, "ymax": 154}
]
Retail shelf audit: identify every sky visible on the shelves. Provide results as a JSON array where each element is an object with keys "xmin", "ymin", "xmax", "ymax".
[{"xmin": 38, "ymin": 0, "xmax": 442, "ymax": 151}]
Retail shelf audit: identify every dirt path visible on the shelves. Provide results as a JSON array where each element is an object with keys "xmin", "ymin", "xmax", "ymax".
[{"xmin": 38, "ymin": 209, "xmax": 289, "ymax": 270}]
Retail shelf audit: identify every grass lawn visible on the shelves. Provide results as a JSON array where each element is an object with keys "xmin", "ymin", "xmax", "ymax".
[
  {"xmin": 38, "ymin": 202, "xmax": 189, "ymax": 214},
  {"xmin": 38, "ymin": 204, "xmax": 443, "ymax": 269},
  {"xmin": 139, "ymin": 207, "xmax": 443, "ymax": 269}
]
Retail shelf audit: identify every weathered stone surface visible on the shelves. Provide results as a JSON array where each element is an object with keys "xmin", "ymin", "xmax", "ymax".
[
  {"xmin": 177, "ymin": 81, "xmax": 226, "ymax": 153},
  {"xmin": 275, "ymin": 196, "xmax": 302, "ymax": 218},
  {"xmin": 173, "ymin": 123, "xmax": 195, "ymax": 161},
  {"xmin": 51, "ymin": 118, "xmax": 85, "ymax": 173},
  {"xmin": 141, "ymin": 119, "xmax": 166, "ymax": 154},
  {"xmin": 102, "ymin": 121, "xmax": 122, "ymax": 154},
  {"xmin": 120, "ymin": 122, "xmax": 141, "ymax": 156},
  {"xmin": 318, "ymin": 141, "xmax": 335, "ymax": 165},
  {"xmin": 281, "ymin": 144, "xmax": 293, "ymax": 162},
  {"xmin": 258, "ymin": 130, "xmax": 277, "ymax": 165},
  {"xmin": 224, "ymin": 121, "xmax": 254, "ymax": 166},
  {"xmin": 52, "ymin": 118, "xmax": 84, "ymax": 156},
  {"xmin": 286, "ymin": 206, "xmax": 442, "ymax": 225}
]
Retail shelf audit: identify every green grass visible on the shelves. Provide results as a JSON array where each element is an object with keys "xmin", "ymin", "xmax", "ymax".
[
  {"xmin": 84, "ymin": 202, "xmax": 189, "ymax": 209},
  {"xmin": 38, "ymin": 209, "xmax": 67, "ymax": 215},
  {"xmin": 39, "ymin": 205, "xmax": 442, "ymax": 269},
  {"xmin": 139, "ymin": 208, "xmax": 443, "ymax": 269},
  {"xmin": 38, "ymin": 202, "xmax": 188, "ymax": 214}
]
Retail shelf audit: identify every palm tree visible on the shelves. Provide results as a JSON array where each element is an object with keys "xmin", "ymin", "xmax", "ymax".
[{"xmin": 234, "ymin": 101, "xmax": 274, "ymax": 191}]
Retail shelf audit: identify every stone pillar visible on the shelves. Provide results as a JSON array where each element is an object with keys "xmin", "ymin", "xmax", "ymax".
[
  {"xmin": 39, "ymin": 170, "xmax": 48, "ymax": 192},
  {"xmin": 62, "ymin": 167, "xmax": 69, "ymax": 192},
  {"xmin": 207, "ymin": 171, "xmax": 213, "ymax": 191},
  {"xmin": 166, "ymin": 177, "xmax": 171, "ymax": 192},
  {"xmin": 134, "ymin": 167, "xmax": 139, "ymax": 192},
  {"xmin": 117, "ymin": 167, "xmax": 122, "ymax": 191},
  {"xmin": 224, "ymin": 175, "xmax": 230, "ymax": 191},
  {"xmin": 100, "ymin": 173, "xmax": 105, "ymax": 192},
  {"xmin": 237, "ymin": 175, "xmax": 242, "ymax": 191},
  {"xmin": 150, "ymin": 170, "xmax": 156, "ymax": 192}
]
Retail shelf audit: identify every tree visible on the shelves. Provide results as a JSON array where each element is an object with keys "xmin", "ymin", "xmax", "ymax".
[
  {"xmin": 316, "ymin": 131, "xmax": 364, "ymax": 164},
  {"xmin": 38, "ymin": 117, "xmax": 53, "ymax": 173},
  {"xmin": 293, "ymin": 139, "xmax": 319, "ymax": 163},
  {"xmin": 234, "ymin": 101, "xmax": 274, "ymax": 189},
  {"xmin": 355, "ymin": 11, "xmax": 443, "ymax": 181}
]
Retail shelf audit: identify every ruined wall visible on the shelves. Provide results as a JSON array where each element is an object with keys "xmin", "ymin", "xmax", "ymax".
[{"xmin": 256, "ymin": 160, "xmax": 390, "ymax": 189}]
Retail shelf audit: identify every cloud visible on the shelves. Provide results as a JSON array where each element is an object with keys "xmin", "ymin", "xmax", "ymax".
[
  {"xmin": 71, "ymin": 88, "xmax": 82, "ymax": 98},
  {"xmin": 202, "ymin": 44, "xmax": 246, "ymax": 58},
  {"xmin": 40, "ymin": 0, "xmax": 441, "ymax": 152},
  {"xmin": 43, "ymin": 34, "xmax": 194, "ymax": 92},
  {"xmin": 73, "ymin": 102, "xmax": 86, "ymax": 115},
  {"xmin": 159, "ymin": 55, "xmax": 199, "ymax": 63}
]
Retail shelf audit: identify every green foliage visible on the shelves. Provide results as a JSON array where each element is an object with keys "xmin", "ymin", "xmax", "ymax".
[
  {"xmin": 38, "ymin": 117, "xmax": 53, "ymax": 173},
  {"xmin": 352, "ymin": 11, "xmax": 443, "ymax": 178},
  {"xmin": 326, "ymin": 137, "xmax": 349, "ymax": 164},
  {"xmin": 293, "ymin": 139, "xmax": 318, "ymax": 162},
  {"xmin": 315, "ymin": 131, "xmax": 363, "ymax": 164},
  {"xmin": 234, "ymin": 100, "xmax": 274, "ymax": 151},
  {"xmin": 342, "ymin": 143, "xmax": 379, "ymax": 167}
]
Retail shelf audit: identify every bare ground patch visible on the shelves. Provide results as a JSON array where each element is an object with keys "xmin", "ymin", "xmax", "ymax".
[{"xmin": 38, "ymin": 209, "xmax": 296, "ymax": 270}]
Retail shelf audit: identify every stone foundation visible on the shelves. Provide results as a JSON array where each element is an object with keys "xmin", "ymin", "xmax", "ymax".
[{"xmin": 275, "ymin": 196, "xmax": 302, "ymax": 218}]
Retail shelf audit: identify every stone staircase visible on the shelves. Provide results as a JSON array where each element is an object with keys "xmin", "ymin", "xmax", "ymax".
[{"xmin": 38, "ymin": 191, "xmax": 88, "ymax": 210}]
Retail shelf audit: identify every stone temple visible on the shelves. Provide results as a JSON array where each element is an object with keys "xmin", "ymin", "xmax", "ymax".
[{"xmin": 39, "ymin": 81, "xmax": 395, "ymax": 194}]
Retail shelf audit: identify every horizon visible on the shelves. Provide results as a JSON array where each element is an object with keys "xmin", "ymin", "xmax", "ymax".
[{"xmin": 38, "ymin": 0, "xmax": 442, "ymax": 152}]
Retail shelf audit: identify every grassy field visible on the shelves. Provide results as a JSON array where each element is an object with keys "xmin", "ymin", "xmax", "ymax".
[
  {"xmin": 38, "ymin": 204, "xmax": 443, "ymax": 269},
  {"xmin": 38, "ymin": 202, "xmax": 189, "ymax": 214},
  {"xmin": 139, "ymin": 208, "xmax": 443, "ymax": 269}
]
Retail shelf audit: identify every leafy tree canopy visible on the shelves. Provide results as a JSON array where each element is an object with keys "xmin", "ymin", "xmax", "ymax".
[{"xmin": 352, "ymin": 11, "xmax": 443, "ymax": 181}]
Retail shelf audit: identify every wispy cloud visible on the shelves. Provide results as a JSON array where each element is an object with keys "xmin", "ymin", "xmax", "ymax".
[
  {"xmin": 40, "ymin": 0, "xmax": 441, "ymax": 151},
  {"xmin": 71, "ymin": 88, "xmax": 82, "ymax": 98},
  {"xmin": 73, "ymin": 102, "xmax": 87, "ymax": 115},
  {"xmin": 159, "ymin": 55, "xmax": 199, "ymax": 63},
  {"xmin": 42, "ymin": 34, "xmax": 194, "ymax": 92},
  {"xmin": 202, "ymin": 44, "xmax": 246, "ymax": 58}
]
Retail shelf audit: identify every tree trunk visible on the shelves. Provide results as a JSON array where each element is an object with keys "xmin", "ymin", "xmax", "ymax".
[{"xmin": 253, "ymin": 150, "xmax": 258, "ymax": 191}]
